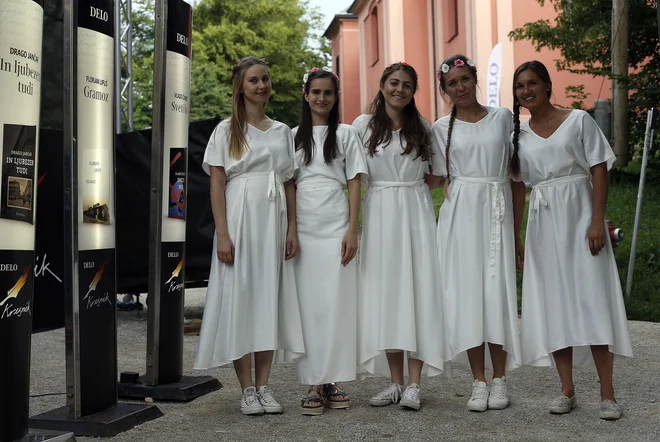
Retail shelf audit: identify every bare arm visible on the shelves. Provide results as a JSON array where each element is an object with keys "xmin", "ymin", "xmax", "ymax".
[
  {"xmin": 284, "ymin": 179, "xmax": 299, "ymax": 260},
  {"xmin": 511, "ymin": 180, "xmax": 526, "ymax": 270},
  {"xmin": 341, "ymin": 176, "xmax": 361, "ymax": 266},
  {"xmin": 209, "ymin": 166, "xmax": 234, "ymax": 263},
  {"xmin": 587, "ymin": 163, "xmax": 608, "ymax": 256}
]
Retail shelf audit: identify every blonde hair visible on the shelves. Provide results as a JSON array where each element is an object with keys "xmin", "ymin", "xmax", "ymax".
[{"xmin": 228, "ymin": 56, "xmax": 270, "ymax": 159}]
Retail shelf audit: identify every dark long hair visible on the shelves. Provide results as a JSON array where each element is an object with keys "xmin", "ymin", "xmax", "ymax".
[
  {"xmin": 437, "ymin": 54, "xmax": 478, "ymax": 183},
  {"xmin": 295, "ymin": 69, "xmax": 340, "ymax": 165},
  {"xmin": 511, "ymin": 60, "xmax": 552, "ymax": 177},
  {"xmin": 365, "ymin": 62, "xmax": 432, "ymax": 161}
]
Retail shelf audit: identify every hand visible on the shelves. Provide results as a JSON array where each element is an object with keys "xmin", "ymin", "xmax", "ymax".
[
  {"xmin": 515, "ymin": 237, "xmax": 524, "ymax": 270},
  {"xmin": 285, "ymin": 228, "xmax": 299, "ymax": 260},
  {"xmin": 341, "ymin": 229, "xmax": 358, "ymax": 267},
  {"xmin": 587, "ymin": 220, "xmax": 606, "ymax": 256},
  {"xmin": 217, "ymin": 234, "xmax": 235, "ymax": 264},
  {"xmin": 424, "ymin": 173, "xmax": 444, "ymax": 190}
]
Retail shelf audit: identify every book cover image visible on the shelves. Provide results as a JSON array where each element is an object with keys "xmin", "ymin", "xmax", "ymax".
[
  {"xmin": 1, "ymin": 124, "xmax": 36, "ymax": 224},
  {"xmin": 168, "ymin": 147, "xmax": 186, "ymax": 220}
]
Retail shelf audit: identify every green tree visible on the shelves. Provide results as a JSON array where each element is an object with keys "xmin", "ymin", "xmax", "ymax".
[
  {"xmin": 129, "ymin": 0, "xmax": 329, "ymax": 130},
  {"xmin": 508, "ymin": 0, "xmax": 659, "ymax": 147}
]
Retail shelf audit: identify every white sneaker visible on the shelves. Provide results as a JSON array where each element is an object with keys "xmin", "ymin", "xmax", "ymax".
[
  {"xmin": 548, "ymin": 395, "xmax": 577, "ymax": 414},
  {"xmin": 599, "ymin": 399, "xmax": 622, "ymax": 420},
  {"xmin": 257, "ymin": 386, "xmax": 284, "ymax": 414},
  {"xmin": 240, "ymin": 386, "xmax": 264, "ymax": 415},
  {"xmin": 467, "ymin": 380, "xmax": 489, "ymax": 412},
  {"xmin": 488, "ymin": 377, "xmax": 509, "ymax": 410},
  {"xmin": 400, "ymin": 383, "xmax": 421, "ymax": 410},
  {"xmin": 369, "ymin": 383, "xmax": 403, "ymax": 407}
]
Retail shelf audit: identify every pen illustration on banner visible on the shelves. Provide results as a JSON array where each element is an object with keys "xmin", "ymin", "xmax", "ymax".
[
  {"xmin": 168, "ymin": 148, "xmax": 186, "ymax": 220},
  {"xmin": 165, "ymin": 259, "xmax": 183, "ymax": 285},
  {"xmin": 83, "ymin": 259, "xmax": 109, "ymax": 302},
  {"xmin": 0, "ymin": 265, "xmax": 32, "ymax": 307}
]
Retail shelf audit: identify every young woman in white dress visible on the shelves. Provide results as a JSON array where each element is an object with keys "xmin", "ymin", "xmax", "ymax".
[
  {"xmin": 353, "ymin": 62, "xmax": 449, "ymax": 411},
  {"xmin": 194, "ymin": 56, "xmax": 305, "ymax": 416},
  {"xmin": 430, "ymin": 54, "xmax": 522, "ymax": 412},
  {"xmin": 511, "ymin": 60, "xmax": 632, "ymax": 420},
  {"xmin": 292, "ymin": 67, "xmax": 368, "ymax": 415}
]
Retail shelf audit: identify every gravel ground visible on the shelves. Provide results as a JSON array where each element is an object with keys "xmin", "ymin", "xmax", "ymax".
[{"xmin": 27, "ymin": 288, "xmax": 660, "ymax": 442}]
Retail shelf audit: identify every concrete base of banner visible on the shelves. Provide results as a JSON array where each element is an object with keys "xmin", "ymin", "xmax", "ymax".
[
  {"xmin": 15, "ymin": 430, "xmax": 76, "ymax": 442},
  {"xmin": 28, "ymin": 403, "xmax": 163, "ymax": 438},
  {"xmin": 117, "ymin": 375, "xmax": 222, "ymax": 402}
]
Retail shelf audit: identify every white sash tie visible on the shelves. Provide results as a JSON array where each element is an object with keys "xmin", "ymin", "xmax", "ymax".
[{"xmin": 228, "ymin": 170, "xmax": 286, "ymax": 211}]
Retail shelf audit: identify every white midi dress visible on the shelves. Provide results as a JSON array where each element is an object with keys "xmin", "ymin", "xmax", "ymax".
[
  {"xmin": 194, "ymin": 119, "xmax": 305, "ymax": 369},
  {"xmin": 432, "ymin": 106, "xmax": 522, "ymax": 371},
  {"xmin": 353, "ymin": 114, "xmax": 450, "ymax": 379},
  {"xmin": 292, "ymin": 124, "xmax": 368, "ymax": 385},
  {"xmin": 516, "ymin": 109, "xmax": 633, "ymax": 367}
]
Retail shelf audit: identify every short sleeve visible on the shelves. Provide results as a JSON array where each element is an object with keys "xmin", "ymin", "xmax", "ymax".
[
  {"xmin": 291, "ymin": 126, "xmax": 301, "ymax": 180},
  {"xmin": 281, "ymin": 126, "xmax": 296, "ymax": 182},
  {"xmin": 342, "ymin": 125, "xmax": 369, "ymax": 181},
  {"xmin": 430, "ymin": 119, "xmax": 448, "ymax": 177},
  {"xmin": 351, "ymin": 114, "xmax": 371, "ymax": 145},
  {"xmin": 202, "ymin": 121, "xmax": 228, "ymax": 175},
  {"xmin": 580, "ymin": 111, "xmax": 616, "ymax": 170}
]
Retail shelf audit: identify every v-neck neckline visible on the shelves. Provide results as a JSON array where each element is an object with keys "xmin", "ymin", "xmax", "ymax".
[
  {"xmin": 526, "ymin": 110, "xmax": 575, "ymax": 140},
  {"xmin": 248, "ymin": 121, "xmax": 275, "ymax": 133}
]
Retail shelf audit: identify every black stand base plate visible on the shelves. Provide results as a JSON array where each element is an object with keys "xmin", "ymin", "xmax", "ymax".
[
  {"xmin": 118, "ymin": 375, "xmax": 222, "ymax": 402},
  {"xmin": 14, "ymin": 429, "xmax": 76, "ymax": 442},
  {"xmin": 28, "ymin": 403, "xmax": 163, "ymax": 438}
]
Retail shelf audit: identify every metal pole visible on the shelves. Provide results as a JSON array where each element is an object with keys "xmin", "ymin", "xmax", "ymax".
[
  {"xmin": 626, "ymin": 109, "xmax": 655, "ymax": 297},
  {"xmin": 146, "ymin": 0, "xmax": 168, "ymax": 386},
  {"xmin": 611, "ymin": 0, "xmax": 629, "ymax": 167},
  {"xmin": 62, "ymin": 0, "xmax": 82, "ymax": 419},
  {"xmin": 126, "ymin": 0, "xmax": 134, "ymax": 131},
  {"xmin": 114, "ymin": 0, "xmax": 121, "ymax": 133}
]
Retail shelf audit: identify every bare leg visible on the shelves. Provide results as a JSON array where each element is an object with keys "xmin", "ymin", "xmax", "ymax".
[
  {"xmin": 552, "ymin": 347, "xmax": 575, "ymax": 397},
  {"xmin": 233, "ymin": 353, "xmax": 253, "ymax": 390},
  {"xmin": 467, "ymin": 344, "xmax": 487, "ymax": 382},
  {"xmin": 591, "ymin": 345, "xmax": 615, "ymax": 401},
  {"xmin": 407, "ymin": 357, "xmax": 424, "ymax": 385},
  {"xmin": 488, "ymin": 343, "xmax": 507, "ymax": 379},
  {"xmin": 386, "ymin": 351, "xmax": 405, "ymax": 385},
  {"xmin": 254, "ymin": 350, "xmax": 274, "ymax": 388}
]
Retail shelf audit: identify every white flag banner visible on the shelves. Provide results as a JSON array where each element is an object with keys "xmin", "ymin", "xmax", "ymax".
[{"xmin": 487, "ymin": 43, "xmax": 503, "ymax": 107}]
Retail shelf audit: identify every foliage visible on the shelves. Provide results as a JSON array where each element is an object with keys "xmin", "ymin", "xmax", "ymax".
[
  {"xmin": 129, "ymin": 0, "xmax": 329, "ymax": 130},
  {"xmin": 508, "ymin": 0, "xmax": 660, "ymax": 154}
]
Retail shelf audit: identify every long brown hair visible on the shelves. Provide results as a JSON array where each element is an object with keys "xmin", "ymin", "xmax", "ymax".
[
  {"xmin": 365, "ymin": 62, "xmax": 431, "ymax": 161},
  {"xmin": 511, "ymin": 60, "xmax": 552, "ymax": 177},
  {"xmin": 437, "ymin": 54, "xmax": 478, "ymax": 184},
  {"xmin": 229, "ymin": 56, "xmax": 270, "ymax": 160}
]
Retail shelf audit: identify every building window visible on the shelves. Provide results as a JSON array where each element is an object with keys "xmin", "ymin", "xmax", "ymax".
[
  {"xmin": 335, "ymin": 55, "xmax": 340, "ymax": 77},
  {"xmin": 369, "ymin": 6, "xmax": 379, "ymax": 65},
  {"xmin": 443, "ymin": 0, "xmax": 458, "ymax": 43}
]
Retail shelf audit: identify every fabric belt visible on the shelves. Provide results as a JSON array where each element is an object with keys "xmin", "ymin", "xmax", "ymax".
[{"xmin": 228, "ymin": 170, "xmax": 285, "ymax": 211}]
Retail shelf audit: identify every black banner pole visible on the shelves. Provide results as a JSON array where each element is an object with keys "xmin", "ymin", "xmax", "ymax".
[
  {"xmin": 28, "ymin": 0, "xmax": 162, "ymax": 436},
  {"xmin": 117, "ymin": 0, "xmax": 220, "ymax": 401},
  {"xmin": 0, "ymin": 0, "xmax": 73, "ymax": 440}
]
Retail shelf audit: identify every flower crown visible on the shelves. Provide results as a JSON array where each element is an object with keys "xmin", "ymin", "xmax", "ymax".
[
  {"xmin": 437, "ymin": 58, "xmax": 476, "ymax": 81},
  {"xmin": 302, "ymin": 67, "xmax": 339, "ymax": 92}
]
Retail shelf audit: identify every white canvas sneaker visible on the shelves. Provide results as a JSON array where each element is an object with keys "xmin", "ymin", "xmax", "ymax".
[
  {"xmin": 399, "ymin": 383, "xmax": 421, "ymax": 410},
  {"xmin": 240, "ymin": 386, "xmax": 265, "ymax": 415},
  {"xmin": 548, "ymin": 395, "xmax": 577, "ymax": 414},
  {"xmin": 369, "ymin": 383, "xmax": 403, "ymax": 407},
  {"xmin": 488, "ymin": 377, "xmax": 509, "ymax": 410},
  {"xmin": 599, "ymin": 399, "xmax": 622, "ymax": 420},
  {"xmin": 257, "ymin": 386, "xmax": 284, "ymax": 414},
  {"xmin": 467, "ymin": 380, "xmax": 489, "ymax": 412}
]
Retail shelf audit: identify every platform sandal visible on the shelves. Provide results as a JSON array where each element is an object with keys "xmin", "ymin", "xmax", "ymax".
[
  {"xmin": 300, "ymin": 386, "xmax": 325, "ymax": 416},
  {"xmin": 323, "ymin": 383, "xmax": 350, "ymax": 410}
]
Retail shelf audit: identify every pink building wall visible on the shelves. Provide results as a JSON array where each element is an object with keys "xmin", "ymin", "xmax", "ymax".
[{"xmin": 329, "ymin": 18, "xmax": 361, "ymax": 124}]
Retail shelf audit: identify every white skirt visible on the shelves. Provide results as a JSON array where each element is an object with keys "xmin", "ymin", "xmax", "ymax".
[
  {"xmin": 294, "ymin": 178, "xmax": 358, "ymax": 384},
  {"xmin": 438, "ymin": 177, "xmax": 522, "ymax": 371},
  {"xmin": 194, "ymin": 171, "xmax": 305, "ymax": 369},
  {"xmin": 358, "ymin": 181, "xmax": 450, "ymax": 379},
  {"xmin": 520, "ymin": 176, "xmax": 632, "ymax": 367}
]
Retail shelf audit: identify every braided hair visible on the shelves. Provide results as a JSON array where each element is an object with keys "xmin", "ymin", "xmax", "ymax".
[
  {"xmin": 437, "ymin": 54, "xmax": 478, "ymax": 189},
  {"xmin": 511, "ymin": 60, "xmax": 553, "ymax": 177}
]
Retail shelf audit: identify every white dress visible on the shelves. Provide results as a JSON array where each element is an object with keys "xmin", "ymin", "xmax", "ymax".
[
  {"xmin": 516, "ymin": 109, "xmax": 633, "ymax": 367},
  {"xmin": 194, "ymin": 119, "xmax": 305, "ymax": 369},
  {"xmin": 432, "ymin": 106, "xmax": 522, "ymax": 371},
  {"xmin": 352, "ymin": 114, "xmax": 450, "ymax": 379},
  {"xmin": 292, "ymin": 124, "xmax": 368, "ymax": 385}
]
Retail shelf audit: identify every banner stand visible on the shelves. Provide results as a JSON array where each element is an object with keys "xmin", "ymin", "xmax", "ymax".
[
  {"xmin": 28, "ymin": 0, "xmax": 162, "ymax": 436},
  {"xmin": 117, "ymin": 0, "xmax": 221, "ymax": 402}
]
